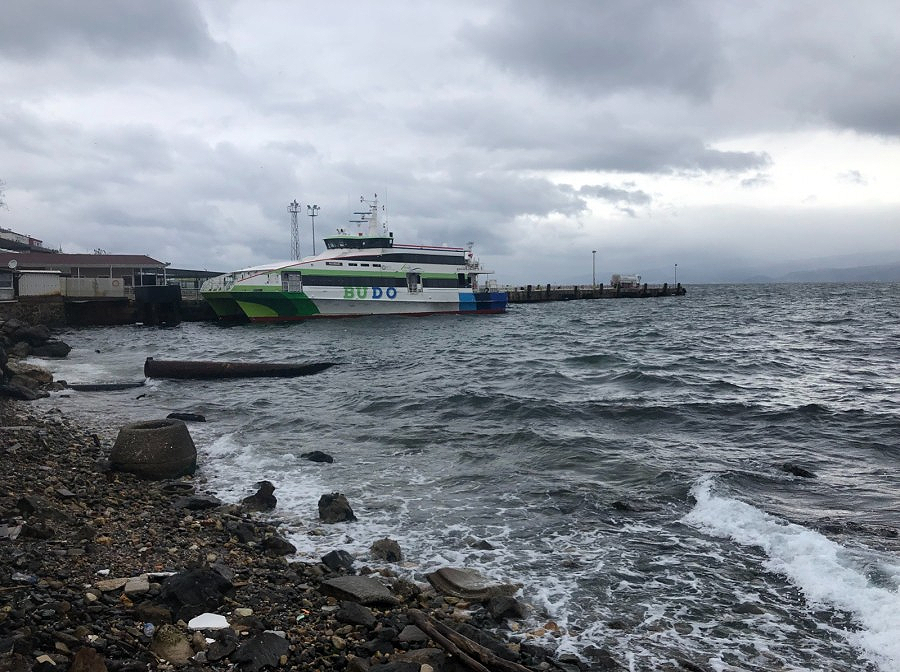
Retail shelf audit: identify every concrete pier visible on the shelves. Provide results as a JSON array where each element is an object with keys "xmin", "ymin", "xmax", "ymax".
[{"xmin": 503, "ymin": 282, "xmax": 685, "ymax": 303}]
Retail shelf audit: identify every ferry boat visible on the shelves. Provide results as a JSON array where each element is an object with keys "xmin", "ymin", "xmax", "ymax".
[{"xmin": 200, "ymin": 196, "xmax": 508, "ymax": 322}]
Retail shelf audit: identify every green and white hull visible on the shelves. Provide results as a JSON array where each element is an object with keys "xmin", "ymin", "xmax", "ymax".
[{"xmin": 203, "ymin": 274, "xmax": 507, "ymax": 322}]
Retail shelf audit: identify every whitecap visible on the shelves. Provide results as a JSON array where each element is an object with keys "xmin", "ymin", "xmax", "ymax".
[{"xmin": 683, "ymin": 477, "xmax": 900, "ymax": 671}]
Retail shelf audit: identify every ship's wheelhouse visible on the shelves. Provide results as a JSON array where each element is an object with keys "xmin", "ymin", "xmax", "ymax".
[{"xmin": 323, "ymin": 236, "xmax": 393, "ymax": 250}]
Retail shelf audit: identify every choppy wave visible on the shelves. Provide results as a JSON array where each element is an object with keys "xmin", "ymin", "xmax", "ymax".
[{"xmin": 685, "ymin": 477, "xmax": 900, "ymax": 671}]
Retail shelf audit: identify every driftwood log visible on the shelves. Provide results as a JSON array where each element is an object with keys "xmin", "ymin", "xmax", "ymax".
[
  {"xmin": 407, "ymin": 609, "xmax": 535, "ymax": 672},
  {"xmin": 143, "ymin": 357, "xmax": 337, "ymax": 380}
]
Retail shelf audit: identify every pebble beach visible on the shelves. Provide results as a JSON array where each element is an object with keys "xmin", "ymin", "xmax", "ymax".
[{"xmin": 0, "ymin": 399, "xmax": 582, "ymax": 672}]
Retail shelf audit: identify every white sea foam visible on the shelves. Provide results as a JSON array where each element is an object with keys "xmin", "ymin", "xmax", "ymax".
[
  {"xmin": 26, "ymin": 355, "xmax": 112, "ymax": 383},
  {"xmin": 684, "ymin": 477, "xmax": 900, "ymax": 671}
]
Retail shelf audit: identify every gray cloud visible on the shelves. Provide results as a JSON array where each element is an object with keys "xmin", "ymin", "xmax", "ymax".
[
  {"xmin": 462, "ymin": 0, "xmax": 721, "ymax": 99},
  {"xmin": 741, "ymin": 173, "xmax": 771, "ymax": 189},
  {"xmin": 410, "ymin": 97, "xmax": 769, "ymax": 175},
  {"xmin": 837, "ymin": 170, "xmax": 865, "ymax": 185},
  {"xmin": 579, "ymin": 184, "xmax": 651, "ymax": 206},
  {"xmin": 1, "ymin": 0, "xmax": 218, "ymax": 60}
]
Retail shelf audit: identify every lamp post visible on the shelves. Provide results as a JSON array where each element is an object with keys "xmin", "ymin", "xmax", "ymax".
[
  {"xmin": 307, "ymin": 204, "xmax": 320, "ymax": 255},
  {"xmin": 592, "ymin": 250, "xmax": 597, "ymax": 293},
  {"xmin": 674, "ymin": 263, "xmax": 678, "ymax": 286}
]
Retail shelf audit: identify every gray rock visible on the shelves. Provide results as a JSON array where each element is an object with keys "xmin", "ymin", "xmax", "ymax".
[
  {"xmin": 167, "ymin": 412, "xmax": 206, "ymax": 422},
  {"xmin": 69, "ymin": 646, "xmax": 106, "ymax": 672},
  {"xmin": 487, "ymin": 595, "xmax": 527, "ymax": 619},
  {"xmin": 158, "ymin": 568, "xmax": 233, "ymax": 622},
  {"xmin": 9, "ymin": 374, "xmax": 41, "ymax": 391},
  {"xmin": 262, "ymin": 533, "xmax": 296, "ymax": 556},
  {"xmin": 31, "ymin": 340, "xmax": 72, "ymax": 358},
  {"xmin": 172, "ymin": 494, "xmax": 223, "ymax": 510},
  {"xmin": 13, "ymin": 325, "xmax": 51, "ymax": 345},
  {"xmin": 335, "ymin": 601, "xmax": 376, "ymax": 627},
  {"xmin": 391, "ymin": 648, "xmax": 447, "ymax": 670},
  {"xmin": 318, "ymin": 492, "xmax": 356, "ymax": 523},
  {"xmin": 231, "ymin": 632, "xmax": 289, "ymax": 672},
  {"xmin": 301, "ymin": 450, "xmax": 334, "ymax": 463},
  {"xmin": 397, "ymin": 625, "xmax": 429, "ymax": 643},
  {"xmin": 9, "ymin": 341, "xmax": 30, "ymax": 358},
  {"xmin": 241, "ymin": 480, "xmax": 277, "ymax": 511},
  {"xmin": 7, "ymin": 361, "xmax": 53, "ymax": 384},
  {"xmin": 0, "ymin": 382, "xmax": 46, "ymax": 400},
  {"xmin": 150, "ymin": 624, "xmax": 193, "ymax": 665},
  {"xmin": 124, "ymin": 575, "xmax": 150, "ymax": 595},
  {"xmin": 322, "ymin": 549, "xmax": 355, "ymax": 572},
  {"xmin": 425, "ymin": 567, "xmax": 520, "ymax": 601},
  {"xmin": 319, "ymin": 576, "xmax": 399, "ymax": 606},
  {"xmin": 370, "ymin": 537, "xmax": 402, "ymax": 562},
  {"xmin": 206, "ymin": 629, "xmax": 238, "ymax": 661}
]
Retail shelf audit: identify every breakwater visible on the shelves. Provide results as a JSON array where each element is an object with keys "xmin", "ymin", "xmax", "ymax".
[{"xmin": 502, "ymin": 282, "xmax": 685, "ymax": 302}]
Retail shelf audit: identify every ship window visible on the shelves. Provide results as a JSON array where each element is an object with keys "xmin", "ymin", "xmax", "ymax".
[
  {"xmin": 372, "ymin": 263, "xmax": 381, "ymax": 267},
  {"xmin": 282, "ymin": 272, "xmax": 302, "ymax": 293},
  {"xmin": 458, "ymin": 273, "xmax": 467, "ymax": 288},
  {"xmin": 360, "ymin": 263, "xmax": 369, "ymax": 267},
  {"xmin": 348, "ymin": 263, "xmax": 358, "ymax": 267},
  {"xmin": 406, "ymin": 272, "xmax": 422, "ymax": 293},
  {"xmin": 326, "ymin": 261, "xmax": 343, "ymax": 266}
]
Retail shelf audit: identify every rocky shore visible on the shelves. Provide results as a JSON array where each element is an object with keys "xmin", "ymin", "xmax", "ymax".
[{"xmin": 0, "ymin": 399, "xmax": 618, "ymax": 672}]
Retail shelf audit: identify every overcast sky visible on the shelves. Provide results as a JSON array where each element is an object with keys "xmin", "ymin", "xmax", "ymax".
[{"xmin": 2, "ymin": 1, "xmax": 899, "ymax": 283}]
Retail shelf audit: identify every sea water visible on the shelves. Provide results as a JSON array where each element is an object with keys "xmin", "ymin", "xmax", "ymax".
[{"xmin": 28, "ymin": 283, "xmax": 900, "ymax": 671}]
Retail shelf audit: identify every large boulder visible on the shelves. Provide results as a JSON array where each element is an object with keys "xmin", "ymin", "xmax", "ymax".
[
  {"xmin": 31, "ymin": 340, "xmax": 72, "ymax": 358},
  {"xmin": 371, "ymin": 538, "xmax": 403, "ymax": 562},
  {"xmin": 9, "ymin": 341, "xmax": 31, "ymax": 358},
  {"xmin": 318, "ymin": 492, "xmax": 356, "ymax": 523},
  {"xmin": 158, "ymin": 568, "xmax": 233, "ymax": 622},
  {"xmin": 425, "ymin": 567, "xmax": 521, "ymax": 601},
  {"xmin": 241, "ymin": 481, "xmax": 277, "ymax": 511},
  {"xmin": 110, "ymin": 419, "xmax": 197, "ymax": 480},
  {"xmin": 0, "ymin": 318, "xmax": 27, "ymax": 339},
  {"xmin": 231, "ymin": 632, "xmax": 290, "ymax": 672},
  {"xmin": 319, "ymin": 576, "xmax": 399, "ymax": 606},
  {"xmin": 7, "ymin": 361, "xmax": 53, "ymax": 385},
  {"xmin": 0, "ymin": 382, "xmax": 47, "ymax": 400},
  {"xmin": 12, "ymin": 325, "xmax": 51, "ymax": 345}
]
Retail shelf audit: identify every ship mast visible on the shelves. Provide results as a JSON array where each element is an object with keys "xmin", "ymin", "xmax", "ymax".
[{"xmin": 348, "ymin": 194, "xmax": 386, "ymax": 236}]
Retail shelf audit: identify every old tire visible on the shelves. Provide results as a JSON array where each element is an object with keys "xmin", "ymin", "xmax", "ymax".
[{"xmin": 110, "ymin": 419, "xmax": 197, "ymax": 480}]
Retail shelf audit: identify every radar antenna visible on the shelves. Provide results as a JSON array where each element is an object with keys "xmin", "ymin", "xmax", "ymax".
[{"xmin": 348, "ymin": 194, "xmax": 386, "ymax": 236}]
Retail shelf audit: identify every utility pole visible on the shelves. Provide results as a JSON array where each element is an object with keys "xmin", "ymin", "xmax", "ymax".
[
  {"xmin": 307, "ymin": 204, "xmax": 320, "ymax": 255},
  {"xmin": 288, "ymin": 199, "xmax": 301, "ymax": 260}
]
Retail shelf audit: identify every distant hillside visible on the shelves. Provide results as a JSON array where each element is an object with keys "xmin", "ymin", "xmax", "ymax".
[{"xmin": 743, "ymin": 262, "xmax": 900, "ymax": 284}]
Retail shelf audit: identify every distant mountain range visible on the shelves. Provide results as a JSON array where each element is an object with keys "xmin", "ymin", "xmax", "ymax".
[
  {"xmin": 742, "ymin": 261, "xmax": 900, "ymax": 284},
  {"xmin": 637, "ymin": 250, "xmax": 900, "ymax": 284}
]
